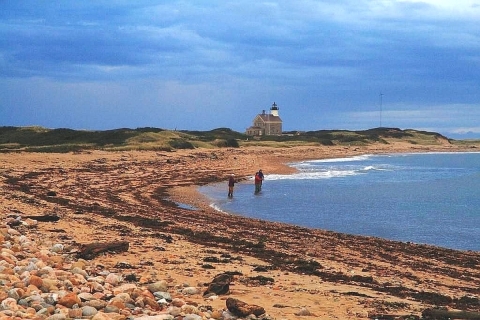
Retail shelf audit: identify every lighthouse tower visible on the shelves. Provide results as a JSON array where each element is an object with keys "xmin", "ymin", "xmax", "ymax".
[{"xmin": 270, "ymin": 101, "xmax": 279, "ymax": 117}]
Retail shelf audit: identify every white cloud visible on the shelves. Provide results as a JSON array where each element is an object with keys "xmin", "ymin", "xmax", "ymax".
[
  {"xmin": 450, "ymin": 127, "xmax": 480, "ymax": 134},
  {"xmin": 398, "ymin": 0, "xmax": 480, "ymax": 13}
]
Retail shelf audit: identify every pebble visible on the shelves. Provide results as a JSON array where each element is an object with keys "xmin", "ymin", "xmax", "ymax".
[
  {"xmin": 153, "ymin": 291, "xmax": 171, "ymax": 301},
  {"xmin": 103, "ymin": 305, "xmax": 120, "ymax": 313},
  {"xmin": 50, "ymin": 244, "xmax": 64, "ymax": 253},
  {"xmin": 105, "ymin": 273, "xmax": 122, "ymax": 286},
  {"xmin": 0, "ymin": 220, "xmax": 272, "ymax": 320},
  {"xmin": 81, "ymin": 305, "xmax": 98, "ymax": 316},
  {"xmin": 294, "ymin": 307, "xmax": 312, "ymax": 316},
  {"xmin": 171, "ymin": 297, "xmax": 185, "ymax": 307},
  {"xmin": 147, "ymin": 280, "xmax": 168, "ymax": 293},
  {"xmin": 181, "ymin": 286, "xmax": 200, "ymax": 295}
]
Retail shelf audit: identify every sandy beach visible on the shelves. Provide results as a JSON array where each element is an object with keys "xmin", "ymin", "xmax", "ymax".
[{"xmin": 1, "ymin": 142, "xmax": 480, "ymax": 319}]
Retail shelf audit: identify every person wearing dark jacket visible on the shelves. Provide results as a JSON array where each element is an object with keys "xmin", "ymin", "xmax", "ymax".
[{"xmin": 228, "ymin": 174, "xmax": 235, "ymax": 197}]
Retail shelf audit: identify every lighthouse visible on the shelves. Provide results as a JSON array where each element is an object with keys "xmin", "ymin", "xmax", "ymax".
[
  {"xmin": 270, "ymin": 101, "xmax": 279, "ymax": 117},
  {"xmin": 245, "ymin": 101, "xmax": 283, "ymax": 136}
]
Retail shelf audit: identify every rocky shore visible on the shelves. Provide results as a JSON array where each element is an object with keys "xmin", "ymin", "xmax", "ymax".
[
  {"xmin": 1, "ymin": 218, "xmax": 273, "ymax": 320},
  {"xmin": 1, "ymin": 143, "xmax": 480, "ymax": 319}
]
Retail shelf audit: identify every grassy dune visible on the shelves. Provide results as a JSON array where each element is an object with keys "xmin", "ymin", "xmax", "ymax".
[{"xmin": 0, "ymin": 126, "xmax": 478, "ymax": 152}]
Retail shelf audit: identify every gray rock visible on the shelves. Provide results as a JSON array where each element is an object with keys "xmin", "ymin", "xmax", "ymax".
[
  {"xmin": 44, "ymin": 293, "xmax": 59, "ymax": 305},
  {"xmin": 17, "ymin": 298, "xmax": 29, "ymax": 307},
  {"xmin": 125, "ymin": 302, "xmax": 136, "ymax": 310},
  {"xmin": 81, "ymin": 305, "xmax": 98, "ymax": 317},
  {"xmin": 7, "ymin": 289, "xmax": 20, "ymax": 300},
  {"xmin": 153, "ymin": 291, "xmax": 172, "ymax": 301},
  {"xmin": 50, "ymin": 243, "xmax": 64, "ymax": 253}
]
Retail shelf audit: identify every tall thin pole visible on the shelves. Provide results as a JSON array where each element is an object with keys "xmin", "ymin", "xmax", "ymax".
[{"xmin": 379, "ymin": 93, "xmax": 384, "ymax": 128}]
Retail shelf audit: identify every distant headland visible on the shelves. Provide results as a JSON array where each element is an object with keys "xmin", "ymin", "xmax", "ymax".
[{"xmin": 0, "ymin": 125, "xmax": 478, "ymax": 153}]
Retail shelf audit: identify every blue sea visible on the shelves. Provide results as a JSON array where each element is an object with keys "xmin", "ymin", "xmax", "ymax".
[{"xmin": 199, "ymin": 152, "xmax": 480, "ymax": 251}]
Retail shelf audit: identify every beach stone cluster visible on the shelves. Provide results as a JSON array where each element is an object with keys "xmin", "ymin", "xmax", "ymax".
[{"xmin": 0, "ymin": 218, "xmax": 272, "ymax": 320}]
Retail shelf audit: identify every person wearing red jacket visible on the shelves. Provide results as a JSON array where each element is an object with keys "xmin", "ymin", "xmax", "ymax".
[{"xmin": 254, "ymin": 171, "xmax": 262, "ymax": 194}]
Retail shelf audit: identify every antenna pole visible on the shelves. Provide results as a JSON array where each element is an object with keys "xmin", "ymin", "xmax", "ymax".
[{"xmin": 379, "ymin": 93, "xmax": 384, "ymax": 127}]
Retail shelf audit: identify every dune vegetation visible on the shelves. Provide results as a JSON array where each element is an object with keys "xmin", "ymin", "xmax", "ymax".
[{"xmin": 0, "ymin": 125, "xmax": 477, "ymax": 152}]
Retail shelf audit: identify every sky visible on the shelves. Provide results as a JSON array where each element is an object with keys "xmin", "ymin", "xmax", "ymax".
[{"xmin": 1, "ymin": 1, "xmax": 480, "ymax": 139}]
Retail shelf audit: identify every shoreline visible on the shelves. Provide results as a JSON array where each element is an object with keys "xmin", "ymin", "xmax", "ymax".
[
  {"xmin": 168, "ymin": 142, "xmax": 478, "ymax": 235},
  {"xmin": 183, "ymin": 148, "xmax": 480, "ymax": 252},
  {"xmin": 2, "ymin": 143, "xmax": 480, "ymax": 319}
]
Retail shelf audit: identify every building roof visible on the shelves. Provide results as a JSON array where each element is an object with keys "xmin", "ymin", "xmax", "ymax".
[{"xmin": 257, "ymin": 114, "xmax": 282, "ymax": 122}]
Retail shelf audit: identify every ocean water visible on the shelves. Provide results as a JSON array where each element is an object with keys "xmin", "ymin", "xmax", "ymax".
[{"xmin": 199, "ymin": 152, "xmax": 480, "ymax": 251}]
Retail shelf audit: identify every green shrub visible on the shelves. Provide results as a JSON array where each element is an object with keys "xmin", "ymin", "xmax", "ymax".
[
  {"xmin": 169, "ymin": 139, "xmax": 195, "ymax": 149},
  {"xmin": 225, "ymin": 138, "xmax": 239, "ymax": 147}
]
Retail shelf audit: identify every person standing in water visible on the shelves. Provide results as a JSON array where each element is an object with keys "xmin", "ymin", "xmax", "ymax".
[
  {"xmin": 254, "ymin": 171, "xmax": 262, "ymax": 194},
  {"xmin": 228, "ymin": 174, "xmax": 236, "ymax": 197},
  {"xmin": 258, "ymin": 169, "xmax": 264, "ymax": 186}
]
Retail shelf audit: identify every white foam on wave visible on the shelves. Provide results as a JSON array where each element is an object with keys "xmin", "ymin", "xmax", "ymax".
[
  {"xmin": 209, "ymin": 202, "xmax": 227, "ymax": 213},
  {"xmin": 267, "ymin": 169, "xmax": 359, "ymax": 180},
  {"xmin": 267, "ymin": 159, "xmax": 393, "ymax": 181},
  {"xmin": 363, "ymin": 165, "xmax": 388, "ymax": 172},
  {"xmin": 290, "ymin": 155, "xmax": 374, "ymax": 172},
  {"xmin": 263, "ymin": 153, "xmax": 404, "ymax": 181},
  {"xmin": 360, "ymin": 165, "xmax": 393, "ymax": 173}
]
